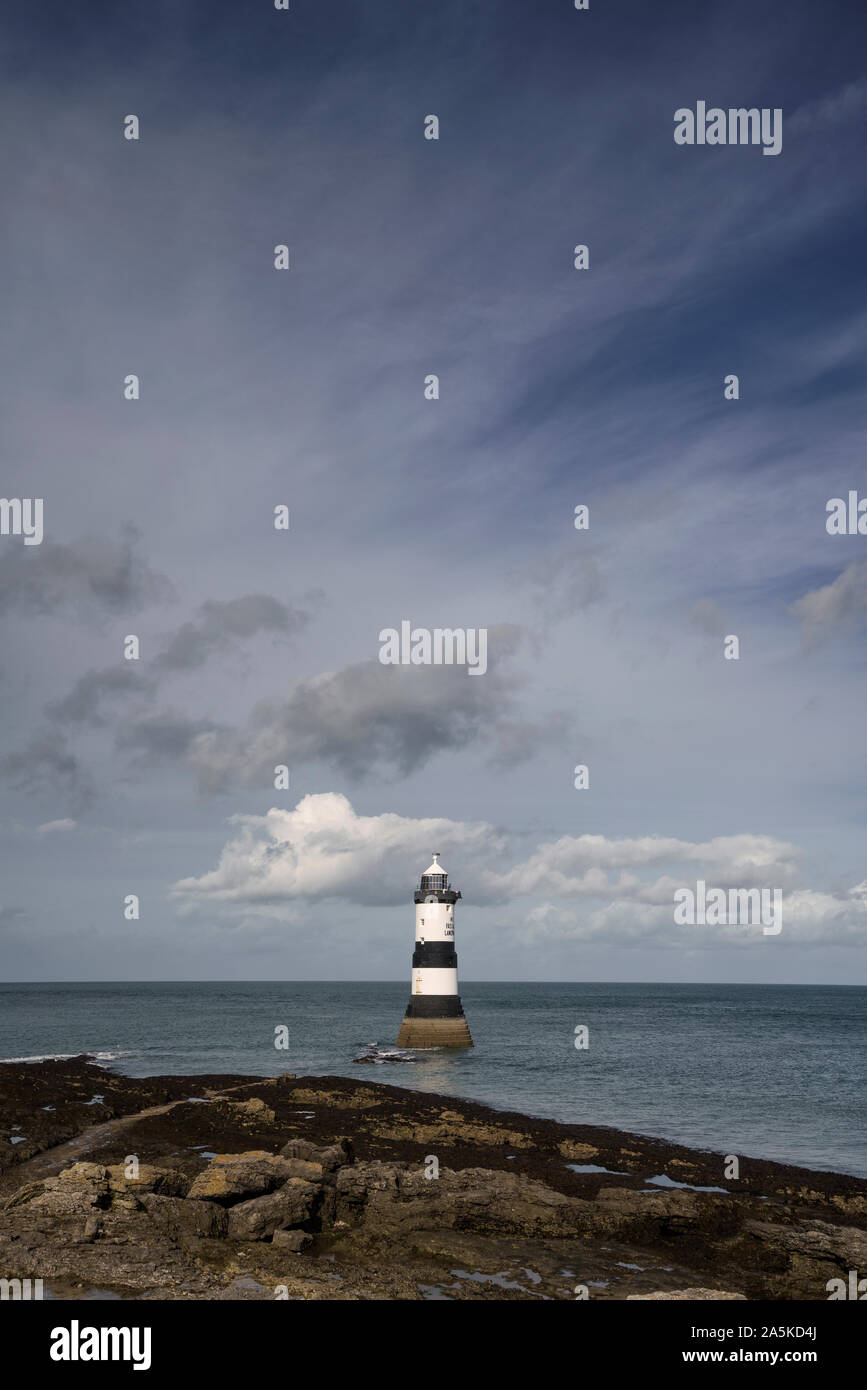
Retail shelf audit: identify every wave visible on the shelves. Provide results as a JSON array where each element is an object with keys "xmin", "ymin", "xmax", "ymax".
[
  {"xmin": 353, "ymin": 1042, "xmax": 418, "ymax": 1064},
  {"xmin": 0, "ymin": 1050, "xmax": 134, "ymax": 1064}
]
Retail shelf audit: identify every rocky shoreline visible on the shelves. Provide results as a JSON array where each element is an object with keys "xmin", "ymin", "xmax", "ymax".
[{"xmin": 1, "ymin": 1055, "xmax": 865, "ymax": 1301}]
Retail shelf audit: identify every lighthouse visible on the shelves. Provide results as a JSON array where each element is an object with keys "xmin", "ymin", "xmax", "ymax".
[{"xmin": 396, "ymin": 853, "xmax": 473, "ymax": 1048}]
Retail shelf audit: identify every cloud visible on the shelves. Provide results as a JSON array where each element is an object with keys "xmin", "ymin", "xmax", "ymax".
[
  {"xmin": 175, "ymin": 799, "xmax": 801, "ymax": 912},
  {"xmin": 156, "ymin": 625, "xmax": 563, "ymax": 789},
  {"xmin": 789, "ymin": 560, "xmax": 867, "ymax": 637},
  {"xmin": 0, "ymin": 732, "xmax": 94, "ymax": 813},
  {"xmin": 0, "ymin": 525, "xmax": 172, "ymax": 617},
  {"xmin": 47, "ymin": 666, "xmax": 158, "ymax": 725},
  {"xmin": 36, "ymin": 818, "xmax": 77, "ymax": 834},
  {"xmin": 29, "ymin": 621, "xmax": 560, "ymax": 806},
  {"xmin": 789, "ymin": 79, "xmax": 867, "ymax": 134},
  {"xmin": 172, "ymin": 793, "xmax": 863, "ymax": 948},
  {"xmin": 688, "ymin": 598, "xmax": 728, "ymax": 636},
  {"xmin": 153, "ymin": 593, "xmax": 314, "ymax": 672},
  {"xmin": 116, "ymin": 709, "xmax": 224, "ymax": 762},
  {"xmin": 521, "ymin": 550, "xmax": 606, "ymax": 620},
  {"xmin": 520, "ymin": 888, "xmax": 867, "ymax": 949},
  {"xmin": 484, "ymin": 831, "xmax": 801, "ymax": 901},
  {"xmin": 44, "ymin": 590, "xmax": 315, "ymax": 731},
  {"xmin": 172, "ymin": 792, "xmax": 505, "ymax": 909}
]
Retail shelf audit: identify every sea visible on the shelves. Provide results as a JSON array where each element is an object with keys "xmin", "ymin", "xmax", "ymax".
[{"xmin": 0, "ymin": 981, "xmax": 864, "ymax": 1178}]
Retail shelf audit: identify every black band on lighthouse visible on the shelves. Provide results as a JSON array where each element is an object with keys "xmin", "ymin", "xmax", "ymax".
[
  {"xmin": 404, "ymin": 994, "xmax": 466, "ymax": 1019},
  {"xmin": 412, "ymin": 943, "xmax": 457, "ymax": 968}
]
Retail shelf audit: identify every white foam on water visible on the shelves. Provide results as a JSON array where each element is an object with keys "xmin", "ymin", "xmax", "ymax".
[
  {"xmin": 354, "ymin": 1043, "xmax": 418, "ymax": 1064},
  {"xmin": 0, "ymin": 1052, "xmax": 77, "ymax": 1063},
  {"xmin": 0, "ymin": 1050, "xmax": 132, "ymax": 1064}
]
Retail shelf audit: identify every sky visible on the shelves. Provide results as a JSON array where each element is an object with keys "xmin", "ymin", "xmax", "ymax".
[{"xmin": 1, "ymin": 0, "xmax": 867, "ymax": 983}]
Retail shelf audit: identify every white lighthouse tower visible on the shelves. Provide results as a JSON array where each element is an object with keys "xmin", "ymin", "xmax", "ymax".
[{"xmin": 396, "ymin": 853, "xmax": 473, "ymax": 1048}]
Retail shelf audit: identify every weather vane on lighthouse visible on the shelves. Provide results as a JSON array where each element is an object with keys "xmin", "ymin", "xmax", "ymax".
[{"xmin": 397, "ymin": 852, "xmax": 473, "ymax": 1048}]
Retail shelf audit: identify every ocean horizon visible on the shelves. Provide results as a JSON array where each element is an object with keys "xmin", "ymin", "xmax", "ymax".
[{"xmin": 2, "ymin": 980, "xmax": 864, "ymax": 1179}]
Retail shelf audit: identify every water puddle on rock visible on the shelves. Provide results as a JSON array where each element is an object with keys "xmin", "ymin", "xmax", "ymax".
[
  {"xmin": 566, "ymin": 1163, "xmax": 631, "ymax": 1176},
  {"xmin": 645, "ymin": 1174, "xmax": 730, "ymax": 1193},
  {"xmin": 449, "ymin": 1268, "xmax": 549, "ymax": 1297},
  {"xmin": 230, "ymin": 1276, "xmax": 269, "ymax": 1294}
]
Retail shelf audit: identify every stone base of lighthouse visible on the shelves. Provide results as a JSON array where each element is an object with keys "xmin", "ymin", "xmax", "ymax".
[
  {"xmin": 397, "ymin": 997, "xmax": 473, "ymax": 1048},
  {"xmin": 397, "ymin": 1014, "xmax": 474, "ymax": 1048}
]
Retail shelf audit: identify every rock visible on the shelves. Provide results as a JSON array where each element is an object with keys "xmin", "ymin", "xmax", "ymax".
[
  {"xmin": 4, "ymin": 1060, "xmax": 866, "ymax": 1302},
  {"xmin": 140, "ymin": 1193, "xmax": 228, "ymax": 1239},
  {"xmin": 59, "ymin": 1162, "xmax": 108, "ymax": 1185},
  {"xmin": 111, "ymin": 1194, "xmax": 143, "ymax": 1215},
  {"xmin": 187, "ymin": 1152, "xmax": 298, "ymax": 1202},
  {"xmin": 335, "ymin": 1162, "xmax": 402, "ymax": 1219},
  {"xmin": 830, "ymin": 1195, "xmax": 867, "ymax": 1217},
  {"xmin": 82, "ymin": 1216, "xmax": 101, "ymax": 1242},
  {"xmin": 22, "ymin": 1163, "xmax": 110, "ymax": 1217},
  {"xmin": 628, "ymin": 1289, "xmax": 747, "ymax": 1300},
  {"xmin": 106, "ymin": 1164, "xmax": 188, "ymax": 1197},
  {"xmin": 220, "ymin": 1098, "xmax": 277, "ymax": 1126},
  {"xmin": 289, "ymin": 1088, "xmax": 382, "ymax": 1110},
  {"xmin": 558, "ymin": 1140, "xmax": 600, "ymax": 1161},
  {"xmin": 272, "ymin": 1229, "xmax": 312, "ymax": 1252},
  {"xmin": 226, "ymin": 1179, "xmax": 320, "ymax": 1241},
  {"xmin": 4, "ymin": 1182, "xmax": 45, "ymax": 1210},
  {"xmin": 592, "ymin": 1185, "xmax": 709, "ymax": 1238},
  {"xmin": 370, "ymin": 1118, "xmax": 533, "ymax": 1149},
  {"xmin": 331, "ymin": 1164, "xmax": 727, "ymax": 1247},
  {"xmin": 282, "ymin": 1158, "xmax": 324, "ymax": 1181},
  {"xmin": 279, "ymin": 1138, "xmax": 353, "ymax": 1172},
  {"xmin": 334, "ymin": 1162, "xmax": 581, "ymax": 1239},
  {"xmin": 744, "ymin": 1218, "xmax": 867, "ymax": 1268}
]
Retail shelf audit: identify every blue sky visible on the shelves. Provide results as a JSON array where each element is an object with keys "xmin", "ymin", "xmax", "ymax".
[{"xmin": 1, "ymin": 0, "xmax": 867, "ymax": 982}]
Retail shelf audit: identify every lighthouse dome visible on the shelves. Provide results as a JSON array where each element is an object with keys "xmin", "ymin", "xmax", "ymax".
[{"xmin": 420, "ymin": 852, "xmax": 448, "ymax": 892}]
